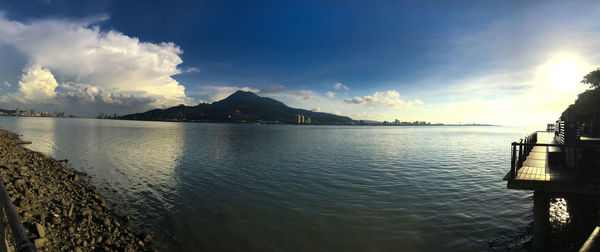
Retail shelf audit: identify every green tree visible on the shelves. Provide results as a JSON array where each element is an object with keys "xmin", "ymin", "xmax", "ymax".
[{"xmin": 581, "ymin": 68, "xmax": 600, "ymax": 89}]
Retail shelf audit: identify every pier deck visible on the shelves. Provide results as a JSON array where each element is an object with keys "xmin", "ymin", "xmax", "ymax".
[
  {"xmin": 506, "ymin": 132, "xmax": 600, "ymax": 194},
  {"xmin": 513, "ymin": 132, "xmax": 573, "ymax": 182}
]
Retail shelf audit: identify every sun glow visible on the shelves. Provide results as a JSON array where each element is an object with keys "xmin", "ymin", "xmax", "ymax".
[{"xmin": 547, "ymin": 57, "xmax": 583, "ymax": 92}]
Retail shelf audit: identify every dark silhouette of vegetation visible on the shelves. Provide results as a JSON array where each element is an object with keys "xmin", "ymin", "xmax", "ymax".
[
  {"xmin": 581, "ymin": 68, "xmax": 600, "ymax": 89},
  {"xmin": 571, "ymin": 68, "xmax": 600, "ymax": 136}
]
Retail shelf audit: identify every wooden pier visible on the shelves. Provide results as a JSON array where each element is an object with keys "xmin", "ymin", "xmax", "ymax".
[
  {"xmin": 505, "ymin": 130, "xmax": 600, "ymax": 251},
  {"xmin": 506, "ymin": 132, "xmax": 600, "ymax": 194}
]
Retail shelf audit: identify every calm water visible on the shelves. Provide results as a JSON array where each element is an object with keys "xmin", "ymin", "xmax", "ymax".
[{"xmin": 0, "ymin": 117, "xmax": 536, "ymax": 251}]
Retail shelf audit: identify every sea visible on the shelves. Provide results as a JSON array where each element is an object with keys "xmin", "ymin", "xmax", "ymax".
[{"xmin": 0, "ymin": 117, "xmax": 538, "ymax": 251}]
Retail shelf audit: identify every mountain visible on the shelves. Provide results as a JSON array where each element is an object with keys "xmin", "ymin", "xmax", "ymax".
[{"xmin": 120, "ymin": 90, "xmax": 355, "ymax": 124}]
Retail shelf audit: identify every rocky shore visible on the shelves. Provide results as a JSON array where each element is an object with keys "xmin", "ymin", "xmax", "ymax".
[{"xmin": 0, "ymin": 129, "xmax": 154, "ymax": 251}]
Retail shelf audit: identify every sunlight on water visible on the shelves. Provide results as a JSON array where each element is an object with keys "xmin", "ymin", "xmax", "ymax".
[
  {"xmin": 14, "ymin": 117, "xmax": 57, "ymax": 156},
  {"xmin": 549, "ymin": 198, "xmax": 570, "ymax": 227}
]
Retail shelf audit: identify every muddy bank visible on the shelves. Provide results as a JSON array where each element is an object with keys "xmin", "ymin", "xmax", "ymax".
[{"xmin": 0, "ymin": 129, "xmax": 155, "ymax": 251}]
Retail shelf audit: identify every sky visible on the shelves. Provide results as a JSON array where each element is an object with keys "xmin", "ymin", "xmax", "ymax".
[{"xmin": 0, "ymin": 0, "xmax": 599, "ymax": 126}]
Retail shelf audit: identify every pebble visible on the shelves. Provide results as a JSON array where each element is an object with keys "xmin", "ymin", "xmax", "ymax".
[
  {"xmin": 34, "ymin": 237, "xmax": 48, "ymax": 248},
  {"xmin": 35, "ymin": 223, "xmax": 45, "ymax": 237}
]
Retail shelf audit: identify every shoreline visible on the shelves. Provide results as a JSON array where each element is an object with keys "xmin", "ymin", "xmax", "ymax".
[{"xmin": 0, "ymin": 129, "xmax": 154, "ymax": 251}]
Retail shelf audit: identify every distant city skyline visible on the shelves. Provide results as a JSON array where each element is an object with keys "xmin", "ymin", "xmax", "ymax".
[
  {"xmin": 0, "ymin": 1, "xmax": 598, "ymax": 126},
  {"xmin": 0, "ymin": 107, "xmax": 71, "ymax": 118}
]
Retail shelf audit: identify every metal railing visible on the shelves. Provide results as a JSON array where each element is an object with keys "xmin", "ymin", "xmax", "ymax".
[
  {"xmin": 511, "ymin": 132, "xmax": 538, "ymax": 178},
  {"xmin": 0, "ymin": 181, "xmax": 34, "ymax": 252}
]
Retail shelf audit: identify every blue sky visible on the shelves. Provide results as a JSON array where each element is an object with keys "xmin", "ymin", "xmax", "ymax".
[{"xmin": 0, "ymin": 0, "xmax": 599, "ymax": 126}]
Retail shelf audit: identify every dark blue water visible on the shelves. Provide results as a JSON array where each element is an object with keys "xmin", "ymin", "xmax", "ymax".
[{"xmin": 0, "ymin": 117, "xmax": 535, "ymax": 251}]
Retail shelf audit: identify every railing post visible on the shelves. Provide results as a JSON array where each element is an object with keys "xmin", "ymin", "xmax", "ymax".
[
  {"xmin": 511, "ymin": 143, "xmax": 516, "ymax": 178},
  {"xmin": 518, "ymin": 139, "xmax": 523, "ymax": 166},
  {"xmin": 0, "ymin": 182, "xmax": 33, "ymax": 252}
]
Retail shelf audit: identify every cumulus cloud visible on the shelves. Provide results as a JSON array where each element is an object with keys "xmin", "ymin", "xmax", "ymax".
[
  {"xmin": 0, "ymin": 14, "xmax": 192, "ymax": 115},
  {"xmin": 16, "ymin": 65, "xmax": 58, "ymax": 101},
  {"xmin": 344, "ymin": 90, "xmax": 423, "ymax": 109},
  {"xmin": 325, "ymin": 91, "xmax": 336, "ymax": 98},
  {"xmin": 333, "ymin": 82, "xmax": 349, "ymax": 90},
  {"xmin": 3, "ymin": 81, "xmax": 10, "ymax": 87}
]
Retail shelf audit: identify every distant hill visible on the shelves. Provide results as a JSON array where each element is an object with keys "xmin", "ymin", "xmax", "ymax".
[{"xmin": 120, "ymin": 90, "xmax": 355, "ymax": 124}]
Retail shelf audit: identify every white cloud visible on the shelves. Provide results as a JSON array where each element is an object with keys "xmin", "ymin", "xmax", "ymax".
[
  {"xmin": 343, "ymin": 90, "xmax": 423, "ymax": 109},
  {"xmin": 189, "ymin": 86, "xmax": 260, "ymax": 102},
  {"xmin": 2, "ymin": 81, "xmax": 10, "ymax": 87},
  {"xmin": 325, "ymin": 91, "xmax": 336, "ymax": 98},
  {"xmin": 14, "ymin": 65, "xmax": 58, "ymax": 102},
  {"xmin": 259, "ymin": 84, "xmax": 286, "ymax": 93},
  {"xmin": 181, "ymin": 67, "xmax": 200, "ymax": 73},
  {"xmin": 333, "ymin": 82, "xmax": 349, "ymax": 90},
  {"xmin": 0, "ymin": 14, "xmax": 192, "ymax": 114}
]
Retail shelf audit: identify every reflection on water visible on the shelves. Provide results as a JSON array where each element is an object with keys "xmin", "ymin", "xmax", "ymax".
[
  {"xmin": 0, "ymin": 118, "xmax": 536, "ymax": 251},
  {"xmin": 0, "ymin": 117, "xmax": 185, "ymax": 234},
  {"xmin": 12, "ymin": 117, "xmax": 56, "ymax": 156},
  {"xmin": 550, "ymin": 198, "xmax": 570, "ymax": 227}
]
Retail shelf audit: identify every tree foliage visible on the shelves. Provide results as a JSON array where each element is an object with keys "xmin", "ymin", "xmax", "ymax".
[
  {"xmin": 573, "ymin": 88, "xmax": 600, "ymax": 123},
  {"xmin": 581, "ymin": 68, "xmax": 600, "ymax": 89},
  {"xmin": 572, "ymin": 69, "xmax": 600, "ymax": 134}
]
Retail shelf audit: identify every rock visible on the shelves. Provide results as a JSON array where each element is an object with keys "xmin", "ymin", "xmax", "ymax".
[
  {"xmin": 34, "ymin": 237, "xmax": 48, "ymax": 248},
  {"xmin": 143, "ymin": 233, "xmax": 152, "ymax": 243},
  {"xmin": 14, "ymin": 179, "xmax": 25, "ymax": 189},
  {"xmin": 24, "ymin": 189, "xmax": 35, "ymax": 200},
  {"xmin": 68, "ymin": 204, "xmax": 74, "ymax": 218},
  {"xmin": 51, "ymin": 215, "xmax": 60, "ymax": 224},
  {"xmin": 80, "ymin": 207, "xmax": 92, "ymax": 216},
  {"xmin": 35, "ymin": 223, "xmax": 45, "ymax": 237},
  {"xmin": 18, "ymin": 199, "xmax": 28, "ymax": 210}
]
